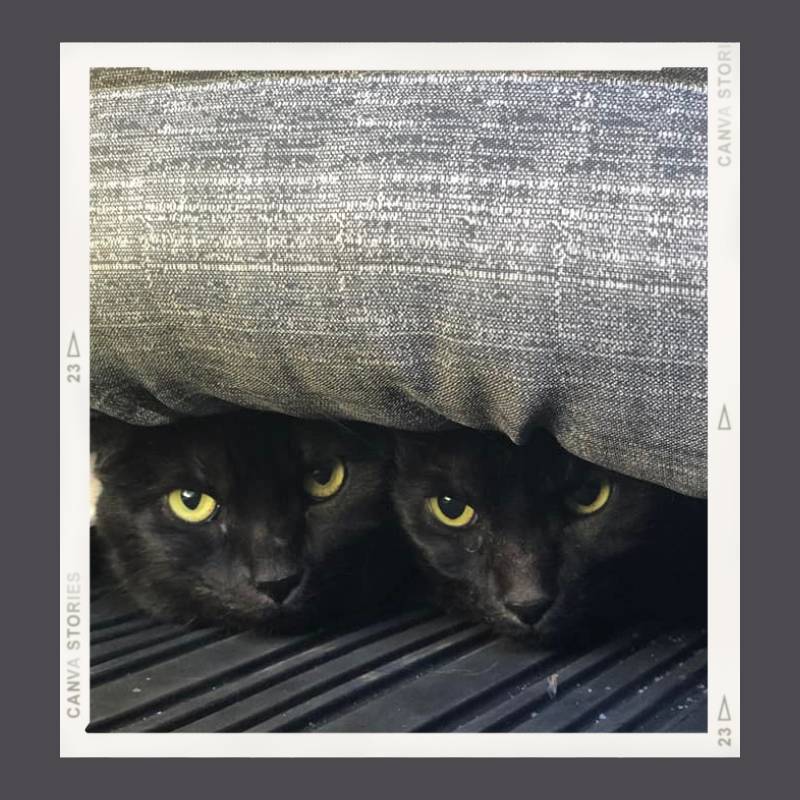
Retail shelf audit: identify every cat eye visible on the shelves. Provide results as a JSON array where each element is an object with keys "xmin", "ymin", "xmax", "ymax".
[
  {"xmin": 303, "ymin": 458, "xmax": 346, "ymax": 500},
  {"xmin": 167, "ymin": 489, "xmax": 220, "ymax": 524},
  {"xmin": 565, "ymin": 477, "xmax": 612, "ymax": 515},
  {"xmin": 426, "ymin": 496, "xmax": 477, "ymax": 528}
]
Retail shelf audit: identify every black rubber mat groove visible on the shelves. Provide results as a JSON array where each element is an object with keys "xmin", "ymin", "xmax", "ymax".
[
  {"xmin": 452, "ymin": 628, "xmax": 657, "ymax": 732},
  {"xmin": 91, "ymin": 629, "xmax": 234, "ymax": 686},
  {"xmin": 90, "ymin": 589, "xmax": 708, "ymax": 733},
  {"xmin": 92, "ymin": 623, "xmax": 203, "ymax": 665},
  {"xmin": 590, "ymin": 646, "xmax": 708, "ymax": 733},
  {"xmin": 90, "ymin": 617, "xmax": 163, "ymax": 645},
  {"xmin": 317, "ymin": 637, "xmax": 560, "ymax": 733},
  {"xmin": 89, "ymin": 630, "xmax": 328, "ymax": 731},
  {"xmin": 255, "ymin": 626, "xmax": 492, "ymax": 733},
  {"xmin": 90, "ymin": 595, "xmax": 140, "ymax": 628},
  {"xmin": 120, "ymin": 610, "xmax": 440, "ymax": 732},
  {"xmin": 412, "ymin": 645, "xmax": 565, "ymax": 733},
  {"xmin": 179, "ymin": 616, "xmax": 476, "ymax": 732},
  {"xmin": 92, "ymin": 611, "xmax": 141, "ymax": 642},
  {"xmin": 647, "ymin": 684, "xmax": 708, "ymax": 732},
  {"xmin": 512, "ymin": 631, "xmax": 706, "ymax": 732}
]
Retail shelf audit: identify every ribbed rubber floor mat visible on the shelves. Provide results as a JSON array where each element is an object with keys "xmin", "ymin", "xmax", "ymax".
[{"xmin": 90, "ymin": 590, "xmax": 707, "ymax": 733}]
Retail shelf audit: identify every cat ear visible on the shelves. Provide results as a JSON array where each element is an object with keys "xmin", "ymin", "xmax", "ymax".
[{"xmin": 90, "ymin": 411, "xmax": 134, "ymax": 463}]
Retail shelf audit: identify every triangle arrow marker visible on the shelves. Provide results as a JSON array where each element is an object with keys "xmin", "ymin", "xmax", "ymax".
[
  {"xmin": 718, "ymin": 695, "xmax": 731, "ymax": 722},
  {"xmin": 718, "ymin": 404, "xmax": 731, "ymax": 431},
  {"xmin": 67, "ymin": 332, "xmax": 80, "ymax": 359}
]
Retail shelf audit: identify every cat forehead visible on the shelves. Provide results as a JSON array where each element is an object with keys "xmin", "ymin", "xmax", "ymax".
[
  {"xmin": 101, "ymin": 413, "xmax": 295, "ymax": 487},
  {"xmin": 395, "ymin": 430, "xmax": 518, "ymax": 492},
  {"xmin": 292, "ymin": 418, "xmax": 390, "ymax": 461},
  {"xmin": 398, "ymin": 429, "xmax": 534, "ymax": 471},
  {"xmin": 399, "ymin": 428, "xmax": 508, "ymax": 456},
  {"xmin": 166, "ymin": 414, "xmax": 290, "ymax": 456},
  {"xmin": 396, "ymin": 429, "xmax": 617, "ymax": 491}
]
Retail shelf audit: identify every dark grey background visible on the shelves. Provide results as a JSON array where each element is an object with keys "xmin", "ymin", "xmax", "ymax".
[{"xmin": 5, "ymin": 0, "xmax": 774, "ymax": 790}]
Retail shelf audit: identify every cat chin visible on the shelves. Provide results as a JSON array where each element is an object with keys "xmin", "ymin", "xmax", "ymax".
[
  {"xmin": 476, "ymin": 594, "xmax": 620, "ymax": 649},
  {"xmin": 481, "ymin": 611, "xmax": 569, "ymax": 647},
  {"xmin": 116, "ymin": 582, "xmax": 310, "ymax": 631},
  {"xmin": 487, "ymin": 615, "xmax": 537, "ymax": 640}
]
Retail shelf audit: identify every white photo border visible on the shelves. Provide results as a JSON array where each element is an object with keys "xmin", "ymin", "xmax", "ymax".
[{"xmin": 60, "ymin": 41, "xmax": 740, "ymax": 757}]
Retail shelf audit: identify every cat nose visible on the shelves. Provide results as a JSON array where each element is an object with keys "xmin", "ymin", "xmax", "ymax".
[
  {"xmin": 256, "ymin": 572, "xmax": 303, "ymax": 604},
  {"xmin": 505, "ymin": 597, "xmax": 553, "ymax": 626}
]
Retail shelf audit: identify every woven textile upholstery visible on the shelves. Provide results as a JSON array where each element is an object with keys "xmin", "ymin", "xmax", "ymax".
[{"xmin": 90, "ymin": 69, "xmax": 707, "ymax": 497}]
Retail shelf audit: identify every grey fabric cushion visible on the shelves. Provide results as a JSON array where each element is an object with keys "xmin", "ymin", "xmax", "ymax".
[{"xmin": 90, "ymin": 69, "xmax": 707, "ymax": 497}]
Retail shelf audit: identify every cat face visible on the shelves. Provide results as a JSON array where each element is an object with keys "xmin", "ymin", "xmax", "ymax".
[
  {"xmin": 393, "ymin": 428, "xmax": 706, "ymax": 644},
  {"xmin": 92, "ymin": 411, "xmax": 410, "ymax": 630}
]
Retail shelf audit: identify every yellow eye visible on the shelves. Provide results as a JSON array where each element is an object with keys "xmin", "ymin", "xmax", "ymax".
[
  {"xmin": 565, "ymin": 478, "xmax": 612, "ymax": 515},
  {"xmin": 303, "ymin": 458, "xmax": 346, "ymax": 500},
  {"xmin": 167, "ymin": 489, "xmax": 219, "ymax": 524},
  {"xmin": 426, "ymin": 496, "xmax": 477, "ymax": 528}
]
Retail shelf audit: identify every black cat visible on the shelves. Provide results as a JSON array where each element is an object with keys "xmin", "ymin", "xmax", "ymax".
[
  {"xmin": 91, "ymin": 411, "xmax": 413, "ymax": 630},
  {"xmin": 393, "ymin": 427, "xmax": 706, "ymax": 645}
]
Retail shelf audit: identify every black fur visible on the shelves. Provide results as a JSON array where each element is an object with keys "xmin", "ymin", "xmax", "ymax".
[
  {"xmin": 393, "ymin": 427, "xmax": 707, "ymax": 646},
  {"xmin": 92, "ymin": 411, "xmax": 413, "ymax": 631}
]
